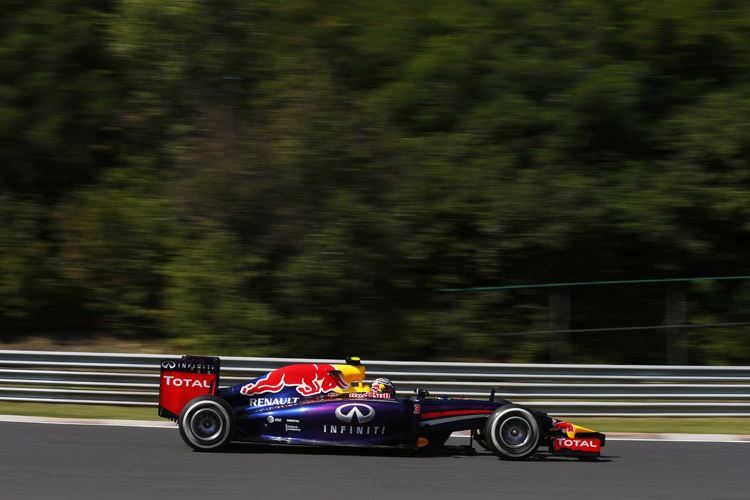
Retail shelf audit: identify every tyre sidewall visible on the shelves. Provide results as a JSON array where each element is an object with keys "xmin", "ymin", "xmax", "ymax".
[
  {"xmin": 485, "ymin": 405, "xmax": 540, "ymax": 460},
  {"xmin": 179, "ymin": 395, "xmax": 235, "ymax": 451}
]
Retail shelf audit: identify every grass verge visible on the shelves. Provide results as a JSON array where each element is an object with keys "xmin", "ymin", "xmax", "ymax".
[
  {"xmin": 566, "ymin": 417, "xmax": 750, "ymax": 435},
  {"xmin": 0, "ymin": 402, "xmax": 162, "ymax": 421},
  {"xmin": 0, "ymin": 402, "xmax": 749, "ymax": 434}
]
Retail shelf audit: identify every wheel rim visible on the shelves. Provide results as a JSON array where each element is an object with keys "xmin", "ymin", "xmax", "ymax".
[
  {"xmin": 498, "ymin": 416, "xmax": 531, "ymax": 449},
  {"xmin": 190, "ymin": 407, "xmax": 224, "ymax": 441}
]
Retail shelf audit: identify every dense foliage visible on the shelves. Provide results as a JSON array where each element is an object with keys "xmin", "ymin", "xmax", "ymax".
[{"xmin": 1, "ymin": 0, "xmax": 748, "ymax": 363}]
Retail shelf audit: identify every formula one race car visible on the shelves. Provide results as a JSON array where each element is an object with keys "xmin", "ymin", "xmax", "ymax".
[{"xmin": 158, "ymin": 356, "xmax": 605, "ymax": 460}]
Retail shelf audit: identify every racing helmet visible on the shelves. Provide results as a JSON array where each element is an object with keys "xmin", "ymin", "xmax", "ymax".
[{"xmin": 370, "ymin": 377, "xmax": 395, "ymax": 396}]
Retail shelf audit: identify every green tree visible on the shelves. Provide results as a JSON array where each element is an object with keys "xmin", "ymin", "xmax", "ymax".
[
  {"xmin": 0, "ymin": 0, "xmax": 119, "ymax": 194},
  {"xmin": 57, "ymin": 168, "xmax": 168, "ymax": 335}
]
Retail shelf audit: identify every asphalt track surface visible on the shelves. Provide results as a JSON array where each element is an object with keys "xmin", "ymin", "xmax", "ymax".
[{"xmin": 2, "ymin": 422, "xmax": 749, "ymax": 500}]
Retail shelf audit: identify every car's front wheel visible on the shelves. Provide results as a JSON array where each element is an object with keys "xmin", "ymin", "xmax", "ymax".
[
  {"xmin": 178, "ymin": 395, "xmax": 236, "ymax": 451},
  {"xmin": 484, "ymin": 405, "xmax": 540, "ymax": 460}
]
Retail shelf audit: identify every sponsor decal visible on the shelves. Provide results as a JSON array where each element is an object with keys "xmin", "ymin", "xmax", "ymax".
[
  {"xmin": 335, "ymin": 403, "xmax": 375, "ymax": 423},
  {"xmin": 240, "ymin": 364, "xmax": 349, "ymax": 397},
  {"xmin": 248, "ymin": 397, "xmax": 300, "ymax": 407},
  {"xmin": 285, "ymin": 424, "xmax": 301, "ymax": 432},
  {"xmin": 323, "ymin": 424, "xmax": 386, "ymax": 435},
  {"xmin": 267, "ymin": 416, "xmax": 275, "ymax": 423},
  {"xmin": 349, "ymin": 392, "xmax": 391, "ymax": 399},
  {"xmin": 551, "ymin": 419, "xmax": 575, "ymax": 434},
  {"xmin": 554, "ymin": 437, "xmax": 601, "ymax": 453},
  {"xmin": 158, "ymin": 367, "xmax": 217, "ymax": 417},
  {"xmin": 162, "ymin": 376, "xmax": 212, "ymax": 388},
  {"xmin": 160, "ymin": 359, "xmax": 217, "ymax": 373}
]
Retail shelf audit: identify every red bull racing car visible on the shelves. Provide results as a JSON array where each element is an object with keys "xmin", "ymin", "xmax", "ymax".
[{"xmin": 158, "ymin": 356, "xmax": 605, "ymax": 460}]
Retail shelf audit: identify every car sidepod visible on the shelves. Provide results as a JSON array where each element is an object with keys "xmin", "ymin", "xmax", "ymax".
[{"xmin": 235, "ymin": 397, "xmax": 414, "ymax": 447}]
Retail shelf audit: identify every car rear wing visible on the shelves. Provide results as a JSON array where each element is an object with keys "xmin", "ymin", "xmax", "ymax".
[{"xmin": 158, "ymin": 355, "xmax": 220, "ymax": 421}]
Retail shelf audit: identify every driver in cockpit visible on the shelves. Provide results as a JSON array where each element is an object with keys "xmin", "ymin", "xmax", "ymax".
[{"xmin": 370, "ymin": 377, "xmax": 396, "ymax": 397}]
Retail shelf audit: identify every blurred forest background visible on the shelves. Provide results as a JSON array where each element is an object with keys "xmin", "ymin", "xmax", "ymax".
[{"xmin": 1, "ymin": 0, "xmax": 748, "ymax": 364}]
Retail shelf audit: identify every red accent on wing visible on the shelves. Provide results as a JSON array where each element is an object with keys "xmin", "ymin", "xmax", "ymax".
[
  {"xmin": 159, "ymin": 372, "xmax": 217, "ymax": 417},
  {"xmin": 420, "ymin": 409, "xmax": 495, "ymax": 419}
]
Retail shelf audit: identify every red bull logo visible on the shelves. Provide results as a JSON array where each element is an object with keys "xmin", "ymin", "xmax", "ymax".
[
  {"xmin": 551, "ymin": 419, "xmax": 576, "ymax": 434},
  {"xmin": 240, "ymin": 364, "xmax": 350, "ymax": 397}
]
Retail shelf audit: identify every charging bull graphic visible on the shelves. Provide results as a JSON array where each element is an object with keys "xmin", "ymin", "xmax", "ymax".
[
  {"xmin": 551, "ymin": 419, "xmax": 576, "ymax": 435},
  {"xmin": 240, "ymin": 364, "xmax": 350, "ymax": 397}
]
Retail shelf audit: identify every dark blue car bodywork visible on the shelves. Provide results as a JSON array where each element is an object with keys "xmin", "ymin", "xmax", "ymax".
[{"xmin": 159, "ymin": 356, "xmax": 605, "ymax": 460}]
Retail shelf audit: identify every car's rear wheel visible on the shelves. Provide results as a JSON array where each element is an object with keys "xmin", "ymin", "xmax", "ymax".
[
  {"xmin": 179, "ymin": 395, "xmax": 236, "ymax": 451},
  {"xmin": 484, "ymin": 405, "xmax": 540, "ymax": 460}
]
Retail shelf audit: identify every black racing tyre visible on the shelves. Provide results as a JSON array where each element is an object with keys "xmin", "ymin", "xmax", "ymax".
[
  {"xmin": 178, "ymin": 395, "xmax": 236, "ymax": 451},
  {"xmin": 473, "ymin": 428, "xmax": 490, "ymax": 451},
  {"xmin": 484, "ymin": 405, "xmax": 540, "ymax": 461}
]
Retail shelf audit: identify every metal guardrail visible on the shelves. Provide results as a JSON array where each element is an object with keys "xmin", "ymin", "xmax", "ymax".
[{"xmin": 1, "ymin": 350, "xmax": 749, "ymax": 417}]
